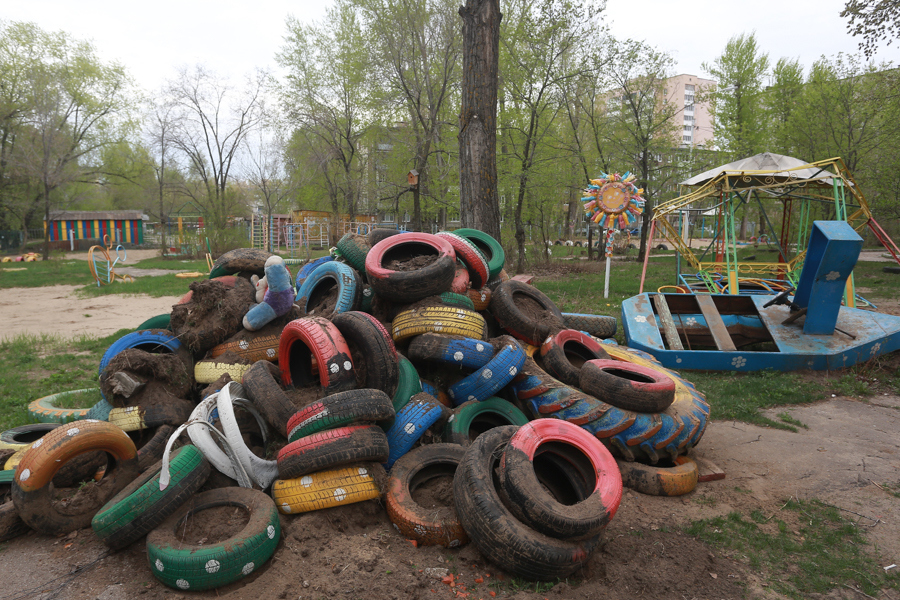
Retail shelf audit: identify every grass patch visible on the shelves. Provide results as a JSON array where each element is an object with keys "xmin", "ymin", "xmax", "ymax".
[
  {"xmin": 76, "ymin": 274, "xmax": 194, "ymax": 298},
  {"xmin": 686, "ymin": 498, "xmax": 899, "ymax": 599},
  {"xmin": 130, "ymin": 257, "xmax": 210, "ymax": 271},
  {"xmin": 777, "ymin": 412, "xmax": 808, "ymax": 429},
  {"xmin": 0, "ymin": 258, "xmax": 93, "ymax": 289},
  {"xmin": 0, "ymin": 330, "xmax": 128, "ymax": 431}
]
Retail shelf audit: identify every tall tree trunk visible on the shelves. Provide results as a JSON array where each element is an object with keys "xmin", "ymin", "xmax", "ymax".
[
  {"xmin": 458, "ymin": 0, "xmax": 502, "ymax": 242},
  {"xmin": 638, "ymin": 152, "xmax": 650, "ymax": 262},
  {"xmin": 42, "ymin": 183, "xmax": 51, "ymax": 261}
]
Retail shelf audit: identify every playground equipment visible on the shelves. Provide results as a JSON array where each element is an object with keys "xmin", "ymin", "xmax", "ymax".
[
  {"xmin": 88, "ymin": 235, "xmax": 134, "ymax": 286},
  {"xmin": 639, "ymin": 153, "xmax": 900, "ymax": 304}
]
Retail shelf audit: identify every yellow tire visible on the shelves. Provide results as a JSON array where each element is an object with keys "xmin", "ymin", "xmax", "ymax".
[
  {"xmin": 4, "ymin": 447, "xmax": 28, "ymax": 471},
  {"xmin": 616, "ymin": 456, "xmax": 699, "ymax": 496},
  {"xmin": 272, "ymin": 464, "xmax": 384, "ymax": 515},
  {"xmin": 107, "ymin": 407, "xmax": 146, "ymax": 432},
  {"xmin": 391, "ymin": 306, "xmax": 487, "ymax": 343},
  {"xmin": 193, "ymin": 360, "xmax": 253, "ymax": 384}
]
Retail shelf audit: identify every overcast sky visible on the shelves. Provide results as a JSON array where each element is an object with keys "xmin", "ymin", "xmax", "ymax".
[{"xmin": 6, "ymin": 0, "xmax": 900, "ymax": 94}]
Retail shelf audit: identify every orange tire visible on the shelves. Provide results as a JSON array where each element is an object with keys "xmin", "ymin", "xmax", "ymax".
[{"xmin": 209, "ymin": 333, "xmax": 281, "ymax": 363}]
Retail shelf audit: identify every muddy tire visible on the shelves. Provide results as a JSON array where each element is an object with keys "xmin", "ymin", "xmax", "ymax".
[
  {"xmin": 209, "ymin": 247, "xmax": 272, "ymax": 279},
  {"xmin": 407, "ymin": 334, "xmax": 495, "ymax": 370},
  {"xmin": 209, "ymin": 333, "xmax": 281, "ymax": 363},
  {"xmin": 0, "ymin": 424, "xmax": 60, "ymax": 451},
  {"xmin": 279, "ymin": 317, "xmax": 355, "ymax": 393},
  {"xmin": 107, "ymin": 403, "xmax": 193, "ymax": 432},
  {"xmin": 580, "ymin": 359, "xmax": 676, "ymax": 413},
  {"xmin": 336, "ymin": 232, "xmax": 371, "ymax": 273},
  {"xmin": 137, "ymin": 425, "xmax": 175, "ymax": 472},
  {"xmin": 12, "ymin": 421, "xmax": 140, "ymax": 535},
  {"xmin": 295, "ymin": 261, "xmax": 362, "ymax": 319},
  {"xmin": 277, "ymin": 425, "xmax": 389, "ymax": 479},
  {"xmin": 500, "ymin": 419, "xmax": 621, "ymax": 540},
  {"xmin": 287, "ymin": 389, "xmax": 395, "ymax": 442},
  {"xmin": 92, "ymin": 445, "xmax": 210, "ymax": 550},
  {"xmin": 539, "ymin": 330, "xmax": 609, "ymax": 387},
  {"xmin": 485, "ymin": 268, "xmax": 510, "ymax": 291},
  {"xmin": 332, "ymin": 311, "xmax": 400, "ymax": 395},
  {"xmin": 617, "ymin": 456, "xmax": 698, "ymax": 496},
  {"xmin": 391, "ymin": 306, "xmax": 488, "ymax": 343},
  {"xmin": 383, "ymin": 398, "xmax": 444, "ymax": 470},
  {"xmin": 385, "ymin": 444, "xmax": 468, "ymax": 547},
  {"xmin": 490, "ymin": 281, "xmax": 564, "ymax": 346},
  {"xmin": 444, "ymin": 398, "xmax": 529, "ymax": 446},
  {"xmin": 452, "ymin": 229, "xmax": 505, "ymax": 279},
  {"xmin": 447, "ymin": 339, "xmax": 526, "ymax": 406},
  {"xmin": 365, "ymin": 233, "xmax": 456, "ymax": 303},
  {"xmin": 452, "ymin": 426, "xmax": 603, "ymax": 581},
  {"xmin": 272, "ymin": 463, "xmax": 384, "ymax": 515},
  {"xmin": 436, "ymin": 231, "xmax": 490, "ymax": 289},
  {"xmin": 146, "ymin": 487, "xmax": 280, "ymax": 591},
  {"xmin": 467, "ymin": 287, "xmax": 491, "ymax": 311},
  {"xmin": 561, "ymin": 313, "xmax": 617, "ymax": 339},
  {"xmin": 240, "ymin": 361, "xmax": 295, "ymax": 435}
]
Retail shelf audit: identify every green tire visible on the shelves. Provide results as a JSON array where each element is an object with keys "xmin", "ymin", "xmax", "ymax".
[
  {"xmin": 438, "ymin": 292, "xmax": 475, "ymax": 310},
  {"xmin": 146, "ymin": 487, "xmax": 281, "ymax": 591},
  {"xmin": 335, "ymin": 233, "xmax": 370, "ymax": 273},
  {"xmin": 444, "ymin": 397, "xmax": 530, "ymax": 446},
  {"xmin": 92, "ymin": 445, "xmax": 211, "ymax": 551},
  {"xmin": 27, "ymin": 389, "xmax": 98, "ymax": 424},
  {"xmin": 136, "ymin": 314, "xmax": 171, "ymax": 331},
  {"xmin": 453, "ymin": 229, "xmax": 505, "ymax": 279}
]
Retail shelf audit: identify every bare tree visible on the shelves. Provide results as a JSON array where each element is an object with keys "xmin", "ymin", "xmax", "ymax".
[{"xmin": 146, "ymin": 96, "xmax": 179, "ymax": 253}]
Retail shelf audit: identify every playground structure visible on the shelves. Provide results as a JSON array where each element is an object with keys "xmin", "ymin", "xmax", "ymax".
[
  {"xmin": 88, "ymin": 234, "xmax": 134, "ymax": 286},
  {"xmin": 251, "ymin": 210, "xmax": 391, "ymax": 255},
  {"xmin": 639, "ymin": 153, "xmax": 900, "ymax": 305}
]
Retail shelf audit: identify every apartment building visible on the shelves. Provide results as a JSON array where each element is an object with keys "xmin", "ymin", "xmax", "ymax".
[{"xmin": 664, "ymin": 74, "xmax": 716, "ymax": 148}]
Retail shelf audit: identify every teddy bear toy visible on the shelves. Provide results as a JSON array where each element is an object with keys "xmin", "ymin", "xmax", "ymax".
[{"xmin": 242, "ymin": 255, "xmax": 295, "ymax": 331}]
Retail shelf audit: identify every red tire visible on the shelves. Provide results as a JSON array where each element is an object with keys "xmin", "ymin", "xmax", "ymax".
[
  {"xmin": 539, "ymin": 329, "xmax": 609, "ymax": 387},
  {"xmin": 500, "ymin": 419, "xmax": 622, "ymax": 540},
  {"xmin": 276, "ymin": 425, "xmax": 389, "ymax": 479},
  {"xmin": 279, "ymin": 317, "xmax": 355, "ymax": 394},
  {"xmin": 580, "ymin": 359, "xmax": 676, "ymax": 413},
  {"xmin": 364, "ymin": 233, "xmax": 456, "ymax": 303},
  {"xmin": 450, "ymin": 265, "xmax": 470, "ymax": 294},
  {"xmin": 436, "ymin": 232, "xmax": 489, "ymax": 289}
]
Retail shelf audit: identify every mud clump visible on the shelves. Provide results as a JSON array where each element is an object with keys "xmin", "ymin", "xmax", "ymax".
[{"xmin": 170, "ymin": 278, "xmax": 256, "ymax": 355}]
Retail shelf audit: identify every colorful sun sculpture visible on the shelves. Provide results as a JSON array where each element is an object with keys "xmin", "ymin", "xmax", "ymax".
[{"xmin": 582, "ymin": 172, "xmax": 645, "ymax": 230}]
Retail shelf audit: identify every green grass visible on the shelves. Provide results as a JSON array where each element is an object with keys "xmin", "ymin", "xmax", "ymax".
[
  {"xmin": 0, "ymin": 331, "xmax": 128, "ymax": 431},
  {"xmin": 77, "ymin": 273, "xmax": 195, "ymax": 298},
  {"xmin": 686, "ymin": 499, "xmax": 900, "ymax": 599},
  {"xmin": 0, "ymin": 258, "xmax": 93, "ymax": 288},
  {"xmin": 129, "ymin": 257, "xmax": 210, "ymax": 271}
]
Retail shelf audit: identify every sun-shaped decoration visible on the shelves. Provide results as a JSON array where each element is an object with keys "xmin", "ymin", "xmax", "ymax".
[{"xmin": 581, "ymin": 171, "xmax": 645, "ymax": 230}]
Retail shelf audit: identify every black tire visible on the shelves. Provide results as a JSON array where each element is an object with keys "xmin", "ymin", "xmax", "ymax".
[
  {"xmin": 277, "ymin": 425, "xmax": 390, "ymax": 479},
  {"xmin": 444, "ymin": 398, "xmax": 529, "ymax": 446},
  {"xmin": 538, "ymin": 330, "xmax": 609, "ymax": 387},
  {"xmin": 92, "ymin": 445, "xmax": 211, "ymax": 550},
  {"xmin": 209, "ymin": 247, "xmax": 272, "ymax": 279},
  {"xmin": 146, "ymin": 487, "xmax": 280, "ymax": 591},
  {"xmin": 561, "ymin": 313, "xmax": 617, "ymax": 339},
  {"xmin": 0, "ymin": 424, "xmax": 59, "ymax": 451},
  {"xmin": 580, "ymin": 359, "xmax": 676, "ymax": 413},
  {"xmin": 883, "ymin": 266, "xmax": 900, "ymax": 274},
  {"xmin": 137, "ymin": 425, "xmax": 175, "ymax": 472},
  {"xmin": 332, "ymin": 311, "xmax": 400, "ymax": 395},
  {"xmin": 490, "ymin": 280, "xmax": 564, "ymax": 345},
  {"xmin": 407, "ymin": 334, "xmax": 495, "ymax": 370},
  {"xmin": 287, "ymin": 389, "xmax": 395, "ymax": 442},
  {"xmin": 242, "ymin": 360, "xmax": 297, "ymax": 436},
  {"xmin": 368, "ymin": 228, "xmax": 403, "ymax": 246},
  {"xmin": 452, "ymin": 427, "xmax": 603, "ymax": 580},
  {"xmin": 655, "ymin": 244, "xmax": 669, "ymax": 251}
]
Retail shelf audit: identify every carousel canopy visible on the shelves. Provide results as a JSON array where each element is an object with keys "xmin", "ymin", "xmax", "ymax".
[{"xmin": 680, "ymin": 152, "xmax": 843, "ymax": 188}]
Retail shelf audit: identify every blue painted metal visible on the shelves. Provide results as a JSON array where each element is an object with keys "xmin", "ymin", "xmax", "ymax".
[
  {"xmin": 622, "ymin": 292, "xmax": 900, "ymax": 372},
  {"xmin": 792, "ymin": 221, "xmax": 862, "ymax": 335}
]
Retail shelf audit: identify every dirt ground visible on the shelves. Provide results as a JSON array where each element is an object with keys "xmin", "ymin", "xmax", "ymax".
[{"xmin": 1, "ymin": 253, "xmax": 899, "ymax": 599}]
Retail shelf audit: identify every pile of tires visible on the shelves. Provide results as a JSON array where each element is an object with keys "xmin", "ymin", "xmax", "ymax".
[{"xmin": 1, "ymin": 230, "xmax": 710, "ymax": 585}]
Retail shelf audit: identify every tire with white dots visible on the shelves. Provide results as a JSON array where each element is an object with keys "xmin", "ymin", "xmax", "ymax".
[
  {"xmin": 146, "ymin": 487, "xmax": 281, "ymax": 591},
  {"xmin": 447, "ymin": 337, "xmax": 527, "ymax": 406},
  {"xmin": 287, "ymin": 389, "xmax": 395, "ymax": 442},
  {"xmin": 295, "ymin": 260, "xmax": 362, "ymax": 319},
  {"xmin": 332, "ymin": 311, "xmax": 400, "ymax": 396},
  {"xmin": 272, "ymin": 463, "xmax": 385, "ymax": 514},
  {"xmin": 390, "ymin": 306, "xmax": 488, "ymax": 343},
  {"xmin": 383, "ymin": 397, "xmax": 444, "ymax": 470},
  {"xmin": 279, "ymin": 317, "xmax": 356, "ymax": 394},
  {"xmin": 209, "ymin": 333, "xmax": 281, "ymax": 364},
  {"xmin": 277, "ymin": 425, "xmax": 389, "ymax": 480},
  {"xmin": 407, "ymin": 334, "xmax": 495, "ymax": 370}
]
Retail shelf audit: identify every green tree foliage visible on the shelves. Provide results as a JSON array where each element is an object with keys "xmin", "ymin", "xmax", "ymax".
[{"xmin": 842, "ymin": 0, "xmax": 900, "ymax": 57}]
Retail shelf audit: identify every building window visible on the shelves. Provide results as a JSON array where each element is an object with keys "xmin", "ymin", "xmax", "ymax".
[
  {"xmin": 684, "ymin": 115, "xmax": 693, "ymax": 123},
  {"xmin": 684, "ymin": 84, "xmax": 695, "ymax": 92},
  {"xmin": 683, "ymin": 135, "xmax": 692, "ymax": 142}
]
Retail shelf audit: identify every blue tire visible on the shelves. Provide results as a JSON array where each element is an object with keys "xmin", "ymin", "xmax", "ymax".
[
  {"xmin": 295, "ymin": 261, "xmax": 361, "ymax": 318},
  {"xmin": 447, "ymin": 340, "xmax": 526, "ymax": 406},
  {"xmin": 383, "ymin": 398, "xmax": 444, "ymax": 470},
  {"xmin": 295, "ymin": 256, "xmax": 333, "ymax": 289},
  {"xmin": 407, "ymin": 334, "xmax": 495, "ymax": 370},
  {"xmin": 99, "ymin": 330, "xmax": 183, "ymax": 377}
]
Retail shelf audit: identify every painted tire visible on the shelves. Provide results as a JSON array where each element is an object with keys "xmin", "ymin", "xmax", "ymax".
[
  {"xmin": 296, "ymin": 255, "xmax": 334, "ymax": 289},
  {"xmin": 194, "ymin": 360, "xmax": 253, "ymax": 384},
  {"xmin": 407, "ymin": 334, "xmax": 495, "ymax": 370},
  {"xmin": 500, "ymin": 419, "xmax": 622, "ymax": 540},
  {"xmin": 146, "ymin": 487, "xmax": 280, "ymax": 591},
  {"xmin": 450, "ymin": 265, "xmax": 470, "ymax": 294},
  {"xmin": 277, "ymin": 425, "xmax": 389, "ymax": 480},
  {"xmin": 383, "ymin": 398, "xmax": 444, "ymax": 470},
  {"xmin": 335, "ymin": 232, "xmax": 371, "ymax": 273},
  {"xmin": 136, "ymin": 314, "xmax": 171, "ymax": 331},
  {"xmin": 85, "ymin": 398, "xmax": 114, "ymax": 421},
  {"xmin": 209, "ymin": 247, "xmax": 272, "ymax": 279},
  {"xmin": 490, "ymin": 280, "xmax": 564, "ymax": 346},
  {"xmin": 27, "ymin": 389, "xmax": 98, "ymax": 424},
  {"xmin": 99, "ymin": 329, "xmax": 184, "ymax": 377},
  {"xmin": 359, "ymin": 284, "xmax": 375, "ymax": 313},
  {"xmin": 287, "ymin": 389, "xmax": 395, "ymax": 442},
  {"xmin": 332, "ymin": 311, "xmax": 400, "ymax": 395},
  {"xmin": 385, "ymin": 444, "xmax": 468, "ymax": 547},
  {"xmin": 485, "ymin": 268, "xmax": 510, "ymax": 291},
  {"xmin": 539, "ymin": 329, "xmax": 609, "ymax": 387},
  {"xmin": 391, "ymin": 306, "xmax": 488, "ymax": 343},
  {"xmin": 368, "ymin": 228, "xmax": 404, "ymax": 246},
  {"xmin": 452, "ymin": 229, "xmax": 505, "ymax": 279},
  {"xmin": 617, "ymin": 456, "xmax": 699, "ymax": 496},
  {"xmin": 467, "ymin": 287, "xmax": 491, "ymax": 311},
  {"xmin": 562, "ymin": 312, "xmax": 617, "ymax": 339},
  {"xmin": 272, "ymin": 463, "xmax": 384, "ymax": 515},
  {"xmin": 580, "ymin": 359, "xmax": 676, "ymax": 413},
  {"xmin": 279, "ymin": 317, "xmax": 355, "ymax": 393},
  {"xmin": 91, "ymin": 445, "xmax": 211, "ymax": 550},
  {"xmin": 444, "ymin": 398, "xmax": 529, "ymax": 446},
  {"xmin": 0, "ymin": 424, "xmax": 59, "ymax": 451},
  {"xmin": 365, "ymin": 233, "xmax": 456, "ymax": 303},
  {"xmin": 12, "ymin": 420, "xmax": 140, "ymax": 535},
  {"xmin": 107, "ymin": 403, "xmax": 192, "ymax": 432},
  {"xmin": 438, "ymin": 291, "xmax": 476, "ymax": 310},
  {"xmin": 452, "ymin": 426, "xmax": 603, "ymax": 581},
  {"xmin": 295, "ymin": 261, "xmax": 362, "ymax": 319},
  {"xmin": 391, "ymin": 357, "xmax": 423, "ymax": 414},
  {"xmin": 447, "ymin": 339, "xmax": 526, "ymax": 406},
  {"xmin": 436, "ymin": 231, "xmax": 490, "ymax": 289},
  {"xmin": 209, "ymin": 333, "xmax": 281, "ymax": 363}
]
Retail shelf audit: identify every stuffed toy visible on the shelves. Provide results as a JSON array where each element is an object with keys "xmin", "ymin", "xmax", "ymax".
[
  {"xmin": 243, "ymin": 256, "xmax": 295, "ymax": 331},
  {"xmin": 250, "ymin": 273, "xmax": 268, "ymax": 303}
]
